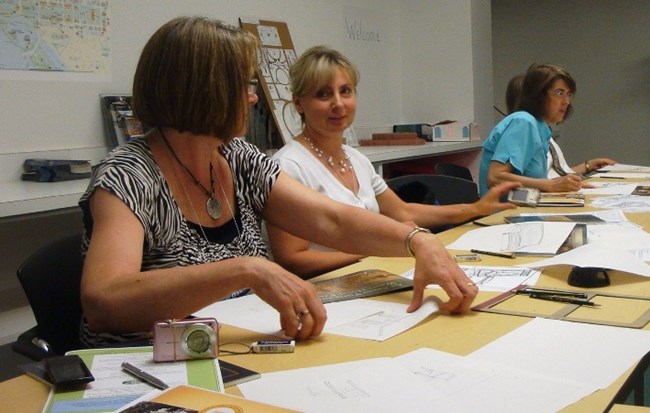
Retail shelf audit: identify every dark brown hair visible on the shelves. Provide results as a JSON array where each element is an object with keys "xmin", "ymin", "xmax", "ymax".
[
  {"xmin": 132, "ymin": 16, "xmax": 258, "ymax": 139},
  {"xmin": 505, "ymin": 74, "xmax": 524, "ymax": 114},
  {"xmin": 519, "ymin": 63, "xmax": 576, "ymax": 121}
]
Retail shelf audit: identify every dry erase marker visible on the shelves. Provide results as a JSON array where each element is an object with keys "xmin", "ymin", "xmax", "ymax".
[
  {"xmin": 454, "ymin": 253, "xmax": 482, "ymax": 262},
  {"xmin": 121, "ymin": 362, "xmax": 169, "ymax": 389},
  {"xmin": 470, "ymin": 249, "xmax": 516, "ymax": 259}
]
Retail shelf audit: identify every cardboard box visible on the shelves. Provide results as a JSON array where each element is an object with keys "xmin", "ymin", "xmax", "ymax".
[
  {"xmin": 393, "ymin": 124, "xmax": 433, "ymax": 141},
  {"xmin": 431, "ymin": 120, "xmax": 479, "ymax": 142}
]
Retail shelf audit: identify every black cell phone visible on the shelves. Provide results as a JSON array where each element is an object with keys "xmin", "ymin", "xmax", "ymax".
[{"xmin": 43, "ymin": 355, "xmax": 94, "ymax": 388}]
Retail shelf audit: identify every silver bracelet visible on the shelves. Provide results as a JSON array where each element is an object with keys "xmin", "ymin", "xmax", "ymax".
[{"xmin": 405, "ymin": 227, "xmax": 431, "ymax": 257}]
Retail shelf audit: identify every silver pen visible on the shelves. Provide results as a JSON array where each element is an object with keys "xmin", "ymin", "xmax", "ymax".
[{"xmin": 121, "ymin": 362, "xmax": 169, "ymax": 390}]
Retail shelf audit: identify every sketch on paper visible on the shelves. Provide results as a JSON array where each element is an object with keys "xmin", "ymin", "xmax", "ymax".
[{"xmin": 501, "ymin": 223, "xmax": 544, "ymax": 251}]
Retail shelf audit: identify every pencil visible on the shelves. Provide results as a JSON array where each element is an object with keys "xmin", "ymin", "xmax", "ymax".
[{"xmin": 470, "ymin": 249, "xmax": 516, "ymax": 259}]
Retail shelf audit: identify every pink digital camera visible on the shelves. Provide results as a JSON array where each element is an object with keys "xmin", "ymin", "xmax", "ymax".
[{"xmin": 153, "ymin": 318, "xmax": 218, "ymax": 362}]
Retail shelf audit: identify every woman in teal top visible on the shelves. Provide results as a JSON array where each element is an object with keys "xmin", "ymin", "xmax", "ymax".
[{"xmin": 479, "ymin": 64, "xmax": 584, "ymax": 195}]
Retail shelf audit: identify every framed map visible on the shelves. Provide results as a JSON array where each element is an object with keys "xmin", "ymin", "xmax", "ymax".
[
  {"xmin": 239, "ymin": 18, "xmax": 301, "ymax": 144},
  {"xmin": 0, "ymin": 0, "xmax": 110, "ymax": 73}
]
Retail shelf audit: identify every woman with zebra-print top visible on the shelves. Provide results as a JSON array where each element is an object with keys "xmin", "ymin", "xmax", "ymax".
[{"xmin": 79, "ymin": 16, "xmax": 478, "ymax": 348}]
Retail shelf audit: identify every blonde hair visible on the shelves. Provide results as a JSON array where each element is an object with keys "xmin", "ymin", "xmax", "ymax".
[
  {"xmin": 289, "ymin": 46, "xmax": 359, "ymax": 120},
  {"xmin": 132, "ymin": 16, "xmax": 258, "ymax": 139}
]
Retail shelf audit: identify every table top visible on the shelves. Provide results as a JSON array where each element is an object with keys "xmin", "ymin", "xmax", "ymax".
[{"xmin": 2, "ymin": 174, "xmax": 649, "ymax": 412}]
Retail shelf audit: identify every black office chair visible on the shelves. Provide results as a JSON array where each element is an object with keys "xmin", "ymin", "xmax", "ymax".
[
  {"xmin": 12, "ymin": 233, "xmax": 84, "ymax": 360},
  {"xmin": 435, "ymin": 163, "xmax": 474, "ymax": 182},
  {"xmin": 387, "ymin": 174, "xmax": 479, "ymax": 206},
  {"xmin": 386, "ymin": 174, "xmax": 480, "ymax": 232}
]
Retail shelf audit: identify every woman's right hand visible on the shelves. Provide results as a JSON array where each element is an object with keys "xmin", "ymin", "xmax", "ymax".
[
  {"xmin": 546, "ymin": 174, "xmax": 582, "ymax": 192},
  {"xmin": 248, "ymin": 257, "xmax": 327, "ymax": 340}
]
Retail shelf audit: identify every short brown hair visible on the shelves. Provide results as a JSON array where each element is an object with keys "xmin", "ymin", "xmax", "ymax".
[
  {"xmin": 132, "ymin": 16, "xmax": 258, "ymax": 139},
  {"xmin": 519, "ymin": 63, "xmax": 576, "ymax": 121},
  {"xmin": 289, "ymin": 46, "xmax": 359, "ymax": 121}
]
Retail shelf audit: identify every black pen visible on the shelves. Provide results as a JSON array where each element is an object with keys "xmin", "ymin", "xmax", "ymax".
[
  {"xmin": 516, "ymin": 288, "xmax": 588, "ymax": 299},
  {"xmin": 529, "ymin": 293, "xmax": 600, "ymax": 307},
  {"xmin": 470, "ymin": 249, "xmax": 516, "ymax": 259},
  {"xmin": 121, "ymin": 362, "xmax": 169, "ymax": 389}
]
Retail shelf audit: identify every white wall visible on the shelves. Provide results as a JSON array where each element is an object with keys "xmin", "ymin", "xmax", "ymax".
[
  {"xmin": 492, "ymin": 0, "xmax": 650, "ymax": 166},
  {"xmin": 0, "ymin": 0, "xmax": 482, "ymax": 155},
  {"xmin": 0, "ymin": 0, "xmax": 493, "ymax": 344}
]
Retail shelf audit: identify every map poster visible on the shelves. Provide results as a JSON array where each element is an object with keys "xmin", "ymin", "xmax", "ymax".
[{"xmin": 0, "ymin": 0, "xmax": 110, "ymax": 73}]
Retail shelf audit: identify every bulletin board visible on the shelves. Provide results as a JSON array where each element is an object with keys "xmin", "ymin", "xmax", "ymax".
[{"xmin": 239, "ymin": 18, "xmax": 301, "ymax": 144}]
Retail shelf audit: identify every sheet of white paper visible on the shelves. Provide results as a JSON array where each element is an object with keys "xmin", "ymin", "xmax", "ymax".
[
  {"xmin": 401, "ymin": 266, "xmax": 542, "ymax": 292},
  {"xmin": 193, "ymin": 294, "xmax": 287, "ymax": 338},
  {"xmin": 523, "ymin": 242, "xmax": 650, "ymax": 276},
  {"xmin": 598, "ymin": 164, "xmax": 650, "ymax": 172},
  {"xmin": 239, "ymin": 357, "xmax": 460, "ymax": 413},
  {"xmin": 194, "ymin": 294, "xmax": 434, "ymax": 340},
  {"xmin": 580, "ymin": 181, "xmax": 639, "ymax": 195},
  {"xmin": 83, "ymin": 352, "xmax": 190, "ymax": 399},
  {"xmin": 591, "ymin": 172, "xmax": 650, "ymax": 179},
  {"xmin": 468, "ymin": 318, "xmax": 650, "ymax": 389},
  {"xmin": 586, "ymin": 224, "xmax": 650, "ymax": 261},
  {"xmin": 590, "ymin": 194, "xmax": 650, "ymax": 213},
  {"xmin": 446, "ymin": 222, "xmax": 576, "ymax": 255},
  {"xmin": 396, "ymin": 347, "xmax": 594, "ymax": 413},
  {"xmin": 324, "ymin": 297, "xmax": 438, "ymax": 341}
]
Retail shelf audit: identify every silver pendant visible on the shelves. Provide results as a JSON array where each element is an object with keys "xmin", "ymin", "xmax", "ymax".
[{"xmin": 206, "ymin": 197, "xmax": 222, "ymax": 220}]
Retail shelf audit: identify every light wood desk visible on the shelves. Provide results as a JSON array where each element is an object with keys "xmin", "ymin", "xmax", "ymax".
[{"xmin": 2, "ymin": 186, "xmax": 649, "ymax": 412}]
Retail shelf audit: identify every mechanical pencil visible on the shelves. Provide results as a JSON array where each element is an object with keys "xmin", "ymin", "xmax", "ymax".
[
  {"xmin": 529, "ymin": 293, "xmax": 600, "ymax": 307},
  {"xmin": 515, "ymin": 288, "xmax": 588, "ymax": 299},
  {"xmin": 121, "ymin": 362, "xmax": 169, "ymax": 390},
  {"xmin": 470, "ymin": 249, "xmax": 516, "ymax": 259}
]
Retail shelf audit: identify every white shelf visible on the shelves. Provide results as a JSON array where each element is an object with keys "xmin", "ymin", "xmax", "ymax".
[
  {"xmin": 0, "ymin": 141, "xmax": 483, "ymax": 218},
  {"xmin": 357, "ymin": 140, "xmax": 482, "ymax": 164},
  {"xmin": 0, "ymin": 147, "xmax": 109, "ymax": 218}
]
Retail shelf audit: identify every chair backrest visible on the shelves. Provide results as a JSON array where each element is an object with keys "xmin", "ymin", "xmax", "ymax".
[
  {"xmin": 387, "ymin": 174, "xmax": 479, "ymax": 206},
  {"xmin": 435, "ymin": 163, "xmax": 474, "ymax": 182},
  {"xmin": 17, "ymin": 233, "xmax": 83, "ymax": 355}
]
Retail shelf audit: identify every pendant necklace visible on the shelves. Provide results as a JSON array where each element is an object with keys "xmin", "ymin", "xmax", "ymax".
[
  {"xmin": 159, "ymin": 128, "xmax": 222, "ymax": 220},
  {"xmin": 302, "ymin": 133, "xmax": 359, "ymax": 195},
  {"xmin": 303, "ymin": 133, "xmax": 350, "ymax": 174}
]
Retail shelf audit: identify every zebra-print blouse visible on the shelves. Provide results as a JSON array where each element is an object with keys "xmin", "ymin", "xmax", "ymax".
[{"xmin": 78, "ymin": 137, "xmax": 280, "ymax": 347}]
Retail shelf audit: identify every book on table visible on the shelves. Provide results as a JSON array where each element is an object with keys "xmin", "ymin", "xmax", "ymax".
[
  {"xmin": 312, "ymin": 268, "xmax": 413, "ymax": 304},
  {"xmin": 536, "ymin": 192, "xmax": 585, "ymax": 207},
  {"xmin": 117, "ymin": 384, "xmax": 299, "ymax": 412}
]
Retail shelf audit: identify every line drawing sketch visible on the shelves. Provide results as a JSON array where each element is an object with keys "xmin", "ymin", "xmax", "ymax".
[
  {"xmin": 461, "ymin": 267, "xmax": 538, "ymax": 287},
  {"xmin": 501, "ymin": 223, "xmax": 544, "ymax": 251}
]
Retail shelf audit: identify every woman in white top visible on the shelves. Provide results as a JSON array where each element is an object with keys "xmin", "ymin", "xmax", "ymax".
[{"xmin": 267, "ymin": 46, "xmax": 518, "ymax": 279}]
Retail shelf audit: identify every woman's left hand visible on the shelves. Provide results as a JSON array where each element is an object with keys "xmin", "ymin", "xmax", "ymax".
[
  {"xmin": 406, "ymin": 233, "xmax": 478, "ymax": 314},
  {"xmin": 474, "ymin": 181, "xmax": 521, "ymax": 215}
]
